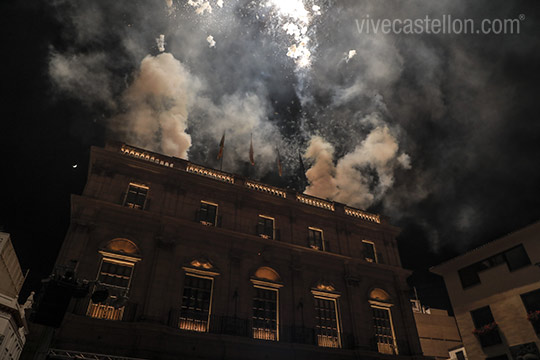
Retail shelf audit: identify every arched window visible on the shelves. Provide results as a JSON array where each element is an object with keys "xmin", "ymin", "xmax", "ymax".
[
  {"xmin": 369, "ymin": 288, "xmax": 398, "ymax": 355},
  {"xmin": 179, "ymin": 258, "xmax": 219, "ymax": 332},
  {"xmin": 87, "ymin": 239, "xmax": 141, "ymax": 321},
  {"xmin": 251, "ymin": 267, "xmax": 282, "ymax": 341},
  {"xmin": 312, "ymin": 282, "xmax": 341, "ymax": 348}
]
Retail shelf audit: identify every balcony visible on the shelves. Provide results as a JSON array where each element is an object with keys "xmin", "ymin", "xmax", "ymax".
[{"xmin": 167, "ymin": 311, "xmax": 355, "ymax": 349}]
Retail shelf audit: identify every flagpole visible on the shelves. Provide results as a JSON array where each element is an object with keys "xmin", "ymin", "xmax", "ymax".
[{"xmin": 220, "ymin": 151, "xmax": 223, "ymax": 171}]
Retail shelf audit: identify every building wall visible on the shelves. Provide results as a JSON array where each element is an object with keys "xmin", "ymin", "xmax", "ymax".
[
  {"xmin": 48, "ymin": 143, "xmax": 428, "ymax": 360},
  {"xmin": 413, "ymin": 307, "xmax": 462, "ymax": 359},
  {"xmin": 0, "ymin": 233, "xmax": 25, "ymax": 299},
  {"xmin": 432, "ymin": 221, "xmax": 540, "ymax": 360},
  {"xmin": 0, "ymin": 233, "xmax": 28, "ymax": 360}
]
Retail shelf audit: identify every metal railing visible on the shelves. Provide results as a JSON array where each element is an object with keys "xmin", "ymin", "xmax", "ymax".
[{"xmin": 168, "ymin": 312, "xmax": 356, "ymax": 349}]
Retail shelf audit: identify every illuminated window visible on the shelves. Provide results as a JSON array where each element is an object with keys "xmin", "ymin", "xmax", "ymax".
[
  {"xmin": 198, "ymin": 201, "xmax": 218, "ymax": 226},
  {"xmin": 179, "ymin": 274, "xmax": 213, "ymax": 332},
  {"xmin": 362, "ymin": 240, "xmax": 377, "ymax": 263},
  {"xmin": 308, "ymin": 228, "xmax": 324, "ymax": 251},
  {"xmin": 87, "ymin": 256, "xmax": 138, "ymax": 321},
  {"xmin": 369, "ymin": 288, "xmax": 397, "ymax": 355},
  {"xmin": 314, "ymin": 296, "xmax": 341, "ymax": 348},
  {"xmin": 257, "ymin": 215, "xmax": 274, "ymax": 240},
  {"xmin": 252, "ymin": 286, "xmax": 278, "ymax": 341},
  {"xmin": 124, "ymin": 183, "xmax": 148, "ymax": 209},
  {"xmin": 251, "ymin": 267, "xmax": 282, "ymax": 341}
]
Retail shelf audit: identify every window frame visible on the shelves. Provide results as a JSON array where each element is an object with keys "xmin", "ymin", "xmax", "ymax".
[
  {"xmin": 308, "ymin": 227, "xmax": 325, "ymax": 251},
  {"xmin": 369, "ymin": 298, "xmax": 398, "ymax": 355},
  {"xmin": 123, "ymin": 183, "xmax": 149, "ymax": 210},
  {"xmin": 179, "ymin": 270, "xmax": 216, "ymax": 332},
  {"xmin": 87, "ymin": 251, "xmax": 141, "ymax": 321},
  {"xmin": 362, "ymin": 240, "xmax": 378, "ymax": 263},
  {"xmin": 250, "ymin": 278, "xmax": 282, "ymax": 341},
  {"xmin": 470, "ymin": 305, "xmax": 502, "ymax": 347},
  {"xmin": 257, "ymin": 215, "xmax": 275, "ymax": 240},
  {"xmin": 311, "ymin": 289, "xmax": 342, "ymax": 348},
  {"xmin": 198, "ymin": 200, "xmax": 219, "ymax": 226}
]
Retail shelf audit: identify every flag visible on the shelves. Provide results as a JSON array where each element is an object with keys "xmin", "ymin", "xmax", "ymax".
[
  {"xmin": 217, "ymin": 132, "xmax": 225, "ymax": 160},
  {"xmin": 276, "ymin": 148, "xmax": 282, "ymax": 177},
  {"xmin": 249, "ymin": 134, "xmax": 255, "ymax": 165},
  {"xmin": 298, "ymin": 150, "xmax": 306, "ymax": 175}
]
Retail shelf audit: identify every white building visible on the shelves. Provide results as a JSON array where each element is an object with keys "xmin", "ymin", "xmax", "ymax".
[
  {"xmin": 0, "ymin": 232, "xmax": 29, "ymax": 360},
  {"xmin": 432, "ymin": 220, "xmax": 540, "ymax": 360}
]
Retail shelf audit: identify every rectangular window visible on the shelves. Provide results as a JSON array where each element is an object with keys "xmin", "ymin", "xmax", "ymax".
[
  {"xmin": 124, "ymin": 183, "xmax": 148, "ymax": 209},
  {"xmin": 179, "ymin": 274, "xmax": 213, "ymax": 332},
  {"xmin": 363, "ymin": 241, "xmax": 377, "ymax": 263},
  {"xmin": 314, "ymin": 297, "xmax": 340, "ymax": 348},
  {"xmin": 456, "ymin": 350, "xmax": 466, "ymax": 360},
  {"xmin": 87, "ymin": 258, "xmax": 135, "ymax": 321},
  {"xmin": 458, "ymin": 244, "xmax": 530, "ymax": 289},
  {"xmin": 470, "ymin": 306, "xmax": 501, "ymax": 347},
  {"xmin": 504, "ymin": 245, "xmax": 531, "ymax": 271},
  {"xmin": 372, "ymin": 306, "xmax": 397, "ymax": 355},
  {"xmin": 252, "ymin": 286, "xmax": 278, "ymax": 341},
  {"xmin": 458, "ymin": 264, "xmax": 483, "ymax": 288},
  {"xmin": 521, "ymin": 289, "xmax": 540, "ymax": 334},
  {"xmin": 308, "ymin": 228, "xmax": 324, "ymax": 250},
  {"xmin": 198, "ymin": 201, "xmax": 218, "ymax": 226},
  {"xmin": 257, "ymin": 216, "xmax": 274, "ymax": 240}
]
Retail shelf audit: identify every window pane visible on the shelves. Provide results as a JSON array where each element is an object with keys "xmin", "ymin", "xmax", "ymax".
[
  {"xmin": 372, "ymin": 306, "xmax": 396, "ymax": 354},
  {"xmin": 179, "ymin": 274, "xmax": 213, "ymax": 332},
  {"xmin": 199, "ymin": 202, "xmax": 217, "ymax": 225},
  {"xmin": 309, "ymin": 229, "xmax": 323, "ymax": 250},
  {"xmin": 521, "ymin": 289, "xmax": 540, "ymax": 312},
  {"xmin": 258, "ymin": 217, "xmax": 274, "ymax": 239},
  {"xmin": 124, "ymin": 184, "xmax": 147, "ymax": 209},
  {"xmin": 88, "ymin": 259, "xmax": 134, "ymax": 321},
  {"xmin": 504, "ymin": 245, "xmax": 531, "ymax": 271},
  {"xmin": 470, "ymin": 306, "xmax": 495, "ymax": 328},
  {"xmin": 252, "ymin": 287, "xmax": 278, "ymax": 340},
  {"xmin": 314, "ymin": 298, "xmax": 340, "ymax": 348},
  {"xmin": 363, "ymin": 242, "xmax": 376, "ymax": 262}
]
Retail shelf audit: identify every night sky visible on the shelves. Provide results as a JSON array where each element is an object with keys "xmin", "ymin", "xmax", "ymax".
[{"xmin": 2, "ymin": 0, "xmax": 540, "ymax": 311}]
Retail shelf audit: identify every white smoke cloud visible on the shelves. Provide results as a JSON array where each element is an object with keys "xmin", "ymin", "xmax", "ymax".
[
  {"xmin": 304, "ymin": 136, "xmax": 338, "ymax": 199},
  {"xmin": 304, "ymin": 120, "xmax": 411, "ymax": 209},
  {"xmin": 49, "ymin": 51, "xmax": 115, "ymax": 108},
  {"xmin": 113, "ymin": 53, "xmax": 201, "ymax": 159}
]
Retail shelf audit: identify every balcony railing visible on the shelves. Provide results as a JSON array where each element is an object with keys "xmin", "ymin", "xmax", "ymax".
[
  {"xmin": 296, "ymin": 194, "xmax": 335, "ymax": 211},
  {"xmin": 116, "ymin": 143, "xmax": 384, "ymax": 226},
  {"xmin": 344, "ymin": 207, "xmax": 380, "ymax": 223},
  {"xmin": 120, "ymin": 145, "xmax": 174, "ymax": 168},
  {"xmin": 245, "ymin": 181, "xmax": 286, "ymax": 198},
  {"xmin": 168, "ymin": 312, "xmax": 355, "ymax": 349}
]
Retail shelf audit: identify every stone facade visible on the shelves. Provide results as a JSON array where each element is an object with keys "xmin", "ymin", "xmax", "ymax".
[
  {"xmin": 432, "ymin": 221, "xmax": 540, "ymax": 360},
  {"xmin": 48, "ymin": 142, "xmax": 430, "ymax": 360}
]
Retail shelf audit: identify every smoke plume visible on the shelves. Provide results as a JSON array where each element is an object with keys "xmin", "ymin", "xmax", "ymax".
[
  {"xmin": 113, "ymin": 53, "xmax": 199, "ymax": 159},
  {"xmin": 45, "ymin": 0, "xmax": 540, "ymax": 254}
]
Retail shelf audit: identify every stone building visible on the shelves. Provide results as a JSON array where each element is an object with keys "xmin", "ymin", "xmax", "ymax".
[
  {"xmin": 0, "ymin": 232, "xmax": 29, "ymax": 360},
  {"xmin": 44, "ymin": 142, "xmax": 430, "ymax": 360},
  {"xmin": 411, "ymin": 299, "xmax": 464, "ymax": 359},
  {"xmin": 431, "ymin": 220, "xmax": 540, "ymax": 360}
]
